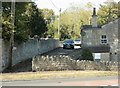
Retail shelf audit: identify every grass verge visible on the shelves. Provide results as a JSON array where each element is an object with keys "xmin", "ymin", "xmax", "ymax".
[{"xmin": 1, "ymin": 71, "xmax": 118, "ymax": 81}]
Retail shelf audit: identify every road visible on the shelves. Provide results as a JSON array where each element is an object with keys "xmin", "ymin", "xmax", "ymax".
[
  {"xmin": 2, "ymin": 46, "xmax": 118, "ymax": 87},
  {"xmin": 2, "ymin": 76, "xmax": 118, "ymax": 86},
  {"xmin": 42, "ymin": 47, "xmax": 82, "ymax": 60}
]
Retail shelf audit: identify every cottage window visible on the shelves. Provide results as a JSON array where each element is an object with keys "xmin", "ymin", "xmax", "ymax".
[{"xmin": 101, "ymin": 35, "xmax": 108, "ymax": 44}]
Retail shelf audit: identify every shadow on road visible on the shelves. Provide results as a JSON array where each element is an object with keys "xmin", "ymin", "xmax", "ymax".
[{"xmin": 2, "ymin": 58, "xmax": 32, "ymax": 73}]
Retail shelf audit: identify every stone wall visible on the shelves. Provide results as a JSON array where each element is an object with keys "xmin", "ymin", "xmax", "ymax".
[
  {"xmin": 0, "ymin": 39, "xmax": 2, "ymax": 72},
  {"xmin": 1, "ymin": 38, "xmax": 59, "ymax": 72},
  {"xmin": 2, "ymin": 40, "xmax": 10, "ymax": 72},
  {"xmin": 32, "ymin": 55, "xmax": 118, "ymax": 71}
]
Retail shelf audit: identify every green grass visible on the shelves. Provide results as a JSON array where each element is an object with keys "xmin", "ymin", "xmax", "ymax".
[{"xmin": 1, "ymin": 71, "xmax": 118, "ymax": 81}]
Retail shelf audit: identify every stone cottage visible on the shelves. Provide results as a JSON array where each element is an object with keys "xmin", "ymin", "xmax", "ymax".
[{"xmin": 81, "ymin": 8, "xmax": 119, "ymax": 62}]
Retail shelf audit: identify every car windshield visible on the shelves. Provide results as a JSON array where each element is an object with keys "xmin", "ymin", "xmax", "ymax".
[
  {"xmin": 75, "ymin": 39, "xmax": 80, "ymax": 41},
  {"xmin": 64, "ymin": 40, "xmax": 73, "ymax": 43}
]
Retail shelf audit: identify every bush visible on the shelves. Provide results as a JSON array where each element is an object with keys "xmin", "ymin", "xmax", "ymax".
[{"xmin": 81, "ymin": 48, "xmax": 93, "ymax": 61}]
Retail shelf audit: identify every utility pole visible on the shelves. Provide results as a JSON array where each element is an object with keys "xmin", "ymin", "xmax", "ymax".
[
  {"xmin": 58, "ymin": 8, "xmax": 61, "ymax": 40},
  {"xmin": 118, "ymin": 1, "xmax": 120, "ymax": 18},
  {"xmin": 0, "ymin": 1, "xmax": 2, "ymax": 72},
  {"xmin": 0, "ymin": 1, "xmax": 2, "ymax": 39},
  {"xmin": 8, "ymin": 0, "xmax": 15, "ymax": 69},
  {"xmin": 0, "ymin": 1, "xmax": 2, "ymax": 40},
  {"xmin": 118, "ymin": 1, "xmax": 120, "ymax": 62}
]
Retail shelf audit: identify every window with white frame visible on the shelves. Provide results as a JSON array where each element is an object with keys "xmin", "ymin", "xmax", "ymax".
[{"xmin": 101, "ymin": 35, "xmax": 108, "ymax": 44}]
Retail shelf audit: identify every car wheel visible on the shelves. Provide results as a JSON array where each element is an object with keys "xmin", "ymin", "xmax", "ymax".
[{"xmin": 72, "ymin": 46, "xmax": 74, "ymax": 49}]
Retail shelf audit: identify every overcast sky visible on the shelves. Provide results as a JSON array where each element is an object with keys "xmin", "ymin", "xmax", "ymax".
[{"xmin": 34, "ymin": 0, "xmax": 119, "ymax": 15}]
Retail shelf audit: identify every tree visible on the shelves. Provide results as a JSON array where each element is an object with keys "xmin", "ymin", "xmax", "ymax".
[
  {"xmin": 39, "ymin": 9, "xmax": 55, "ymax": 23},
  {"xmin": 60, "ymin": 24, "xmax": 71, "ymax": 40},
  {"xmin": 81, "ymin": 48, "xmax": 93, "ymax": 61},
  {"xmin": 97, "ymin": 1, "xmax": 119, "ymax": 25},
  {"xmin": 58, "ymin": 6, "xmax": 92, "ymax": 40},
  {"xmin": 14, "ymin": 2, "xmax": 31, "ymax": 42},
  {"xmin": 37, "ymin": 3, "xmax": 93, "ymax": 40},
  {"xmin": 26, "ymin": 3, "xmax": 48, "ymax": 38},
  {"xmin": 2, "ymin": 2, "xmax": 48, "ymax": 42},
  {"xmin": 2, "ymin": 2, "xmax": 29, "ymax": 42},
  {"xmin": 85, "ymin": 2, "xmax": 93, "ymax": 10},
  {"xmin": 39, "ymin": 9, "xmax": 56, "ymax": 38}
]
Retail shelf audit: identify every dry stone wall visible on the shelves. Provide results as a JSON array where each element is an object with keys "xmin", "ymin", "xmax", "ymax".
[{"xmin": 32, "ymin": 55, "xmax": 118, "ymax": 71}]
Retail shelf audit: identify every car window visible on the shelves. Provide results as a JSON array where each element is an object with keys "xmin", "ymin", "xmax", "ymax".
[
  {"xmin": 75, "ymin": 39, "xmax": 80, "ymax": 41},
  {"xmin": 64, "ymin": 40, "xmax": 73, "ymax": 43}
]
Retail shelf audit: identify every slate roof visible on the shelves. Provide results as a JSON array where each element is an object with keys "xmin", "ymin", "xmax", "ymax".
[
  {"xmin": 81, "ymin": 25, "xmax": 102, "ymax": 30},
  {"xmin": 82, "ymin": 46, "xmax": 110, "ymax": 53}
]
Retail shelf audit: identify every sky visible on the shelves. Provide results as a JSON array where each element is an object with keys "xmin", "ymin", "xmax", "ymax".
[{"xmin": 34, "ymin": 0, "xmax": 120, "ymax": 15}]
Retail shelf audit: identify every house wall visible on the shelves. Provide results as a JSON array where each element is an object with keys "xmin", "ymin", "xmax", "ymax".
[
  {"xmin": 82, "ymin": 28, "xmax": 107, "ymax": 47},
  {"xmin": 82, "ymin": 19, "xmax": 119, "ymax": 61},
  {"xmin": 101, "ymin": 53, "xmax": 110, "ymax": 61},
  {"xmin": 118, "ymin": 19, "xmax": 120, "ymax": 62},
  {"xmin": 82, "ymin": 29, "xmax": 94, "ymax": 46},
  {"xmin": 93, "ymin": 53, "xmax": 110, "ymax": 61},
  {"xmin": 102, "ymin": 19, "xmax": 118, "ymax": 61}
]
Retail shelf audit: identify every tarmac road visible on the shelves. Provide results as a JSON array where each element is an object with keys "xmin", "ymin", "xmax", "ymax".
[
  {"xmin": 2, "ymin": 76, "xmax": 118, "ymax": 86},
  {"xmin": 42, "ymin": 47, "xmax": 82, "ymax": 60}
]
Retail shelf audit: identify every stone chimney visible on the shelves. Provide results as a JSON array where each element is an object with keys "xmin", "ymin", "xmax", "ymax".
[{"xmin": 92, "ymin": 8, "xmax": 97, "ymax": 27}]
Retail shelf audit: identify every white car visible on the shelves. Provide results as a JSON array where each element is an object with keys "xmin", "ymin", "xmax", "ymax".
[{"xmin": 74, "ymin": 39, "xmax": 81, "ymax": 47}]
